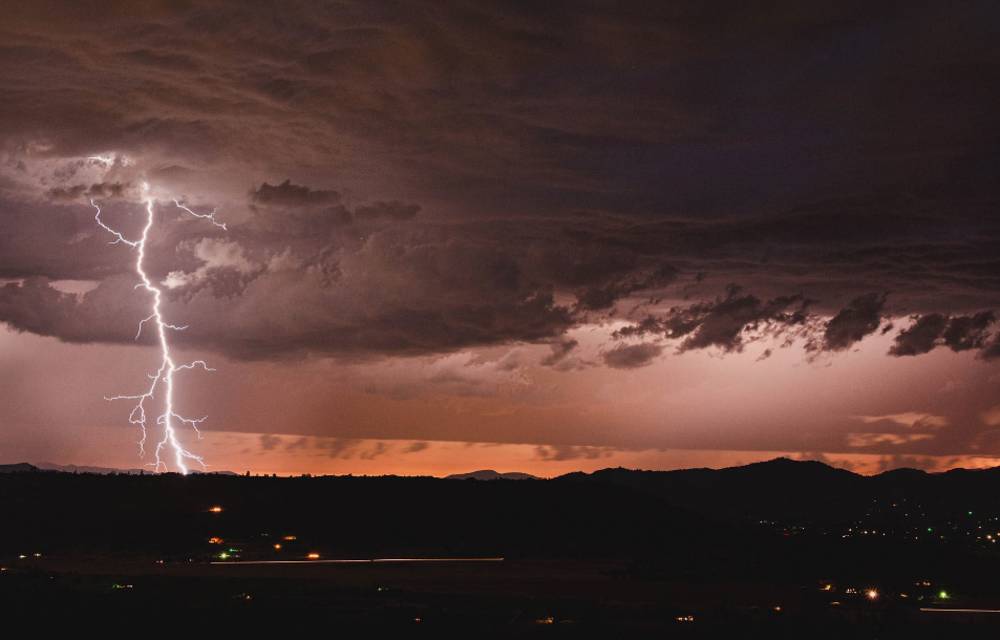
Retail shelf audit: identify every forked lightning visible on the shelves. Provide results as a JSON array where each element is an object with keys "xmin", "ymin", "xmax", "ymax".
[{"xmin": 91, "ymin": 183, "xmax": 225, "ymax": 474}]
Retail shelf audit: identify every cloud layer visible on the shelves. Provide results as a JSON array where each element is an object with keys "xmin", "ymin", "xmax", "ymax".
[{"xmin": 1, "ymin": 1, "xmax": 999, "ymax": 368}]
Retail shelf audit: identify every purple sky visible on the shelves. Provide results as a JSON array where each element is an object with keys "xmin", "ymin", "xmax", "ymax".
[{"xmin": 2, "ymin": 2, "xmax": 1000, "ymax": 475}]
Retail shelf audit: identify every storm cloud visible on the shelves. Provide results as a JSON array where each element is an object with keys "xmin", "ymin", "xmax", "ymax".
[
  {"xmin": 889, "ymin": 312, "xmax": 996, "ymax": 357},
  {"xmin": 1, "ymin": 1, "xmax": 1000, "ymax": 368},
  {"xmin": 603, "ymin": 343, "xmax": 664, "ymax": 369},
  {"xmin": 819, "ymin": 293, "xmax": 888, "ymax": 352}
]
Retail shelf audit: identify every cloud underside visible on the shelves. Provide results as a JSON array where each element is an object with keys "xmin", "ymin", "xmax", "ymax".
[
  {"xmin": 0, "ymin": 2, "xmax": 999, "ymax": 363},
  {"xmin": 1, "ymin": 179, "xmax": 999, "ymax": 363}
]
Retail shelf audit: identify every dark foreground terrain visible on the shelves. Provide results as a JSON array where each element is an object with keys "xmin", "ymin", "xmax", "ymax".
[{"xmin": 3, "ymin": 458, "xmax": 1000, "ymax": 636}]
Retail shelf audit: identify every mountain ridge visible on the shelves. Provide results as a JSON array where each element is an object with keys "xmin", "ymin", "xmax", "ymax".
[{"xmin": 445, "ymin": 469, "xmax": 538, "ymax": 480}]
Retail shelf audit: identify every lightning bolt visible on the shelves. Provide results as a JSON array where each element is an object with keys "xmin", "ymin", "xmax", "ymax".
[{"xmin": 91, "ymin": 183, "xmax": 226, "ymax": 474}]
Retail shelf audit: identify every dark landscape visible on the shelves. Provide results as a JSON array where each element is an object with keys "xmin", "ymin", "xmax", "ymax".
[{"xmin": 4, "ymin": 458, "xmax": 1000, "ymax": 635}]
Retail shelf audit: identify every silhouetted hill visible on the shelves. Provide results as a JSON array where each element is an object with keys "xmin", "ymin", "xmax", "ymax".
[
  {"xmin": 8, "ymin": 456, "xmax": 1000, "ymax": 540},
  {"xmin": 6, "ymin": 457, "xmax": 1000, "ymax": 613},
  {"xmin": 557, "ymin": 457, "xmax": 1000, "ymax": 524},
  {"xmin": 445, "ymin": 469, "xmax": 537, "ymax": 480},
  {"xmin": 5, "ymin": 460, "xmax": 1000, "ymax": 633},
  {"xmin": 3, "ymin": 461, "xmax": 240, "ymax": 475},
  {"xmin": 0, "ymin": 463, "xmax": 38, "ymax": 473},
  {"xmin": 36, "ymin": 462, "xmax": 146, "ymax": 475},
  {"xmin": 0, "ymin": 469, "xmax": 746, "ymax": 572}
]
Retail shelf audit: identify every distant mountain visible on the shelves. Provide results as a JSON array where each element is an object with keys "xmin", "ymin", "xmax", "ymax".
[
  {"xmin": 0, "ymin": 463, "xmax": 39, "ymax": 473},
  {"xmin": 36, "ymin": 462, "xmax": 147, "ymax": 475},
  {"xmin": 0, "ymin": 461, "xmax": 238, "ymax": 475},
  {"xmin": 557, "ymin": 456, "xmax": 1000, "ymax": 524},
  {"xmin": 445, "ymin": 469, "xmax": 537, "ymax": 480}
]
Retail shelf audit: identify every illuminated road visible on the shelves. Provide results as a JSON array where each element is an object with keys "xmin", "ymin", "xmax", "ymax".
[
  {"xmin": 920, "ymin": 608, "xmax": 1000, "ymax": 614},
  {"xmin": 210, "ymin": 557, "xmax": 505, "ymax": 565}
]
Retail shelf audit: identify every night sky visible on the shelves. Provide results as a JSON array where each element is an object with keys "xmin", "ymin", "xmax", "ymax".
[{"xmin": 2, "ymin": 2, "xmax": 1000, "ymax": 475}]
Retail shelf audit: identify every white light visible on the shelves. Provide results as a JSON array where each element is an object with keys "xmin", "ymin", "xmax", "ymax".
[{"xmin": 94, "ymin": 184, "xmax": 226, "ymax": 473}]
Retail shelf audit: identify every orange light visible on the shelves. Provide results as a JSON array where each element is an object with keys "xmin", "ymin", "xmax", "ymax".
[
  {"xmin": 866, "ymin": 589, "xmax": 879, "ymax": 601},
  {"xmin": 208, "ymin": 506, "xmax": 223, "ymax": 513},
  {"xmin": 273, "ymin": 544, "xmax": 282, "ymax": 550},
  {"xmin": 307, "ymin": 552, "xmax": 320, "ymax": 560},
  {"xmin": 208, "ymin": 537, "xmax": 223, "ymax": 544},
  {"xmin": 282, "ymin": 535, "xmax": 297, "ymax": 541}
]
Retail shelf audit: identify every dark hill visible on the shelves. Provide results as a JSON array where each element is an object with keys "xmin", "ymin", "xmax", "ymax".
[
  {"xmin": 0, "ymin": 463, "xmax": 39, "ymax": 473},
  {"xmin": 557, "ymin": 457, "xmax": 1000, "ymax": 524},
  {"xmin": 445, "ymin": 470, "xmax": 537, "ymax": 480}
]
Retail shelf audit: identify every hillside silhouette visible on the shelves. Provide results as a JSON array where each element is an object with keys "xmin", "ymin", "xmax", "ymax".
[{"xmin": 4, "ymin": 458, "xmax": 1000, "ymax": 633}]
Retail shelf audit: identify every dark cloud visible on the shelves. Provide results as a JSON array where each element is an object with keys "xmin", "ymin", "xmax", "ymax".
[
  {"xmin": 611, "ymin": 316, "xmax": 665, "ymax": 340},
  {"xmin": 46, "ymin": 181, "xmax": 130, "ymax": 201},
  {"xmin": 535, "ymin": 444, "xmax": 615, "ymax": 462},
  {"xmin": 817, "ymin": 293, "xmax": 887, "ymax": 352},
  {"xmin": 0, "ymin": 233, "xmax": 577, "ymax": 359},
  {"xmin": 315, "ymin": 438, "xmax": 363, "ymax": 459},
  {"xmin": 250, "ymin": 180, "xmax": 340, "ymax": 207},
  {"xmin": 0, "ymin": 183, "xmax": 581, "ymax": 358},
  {"xmin": 889, "ymin": 311, "xmax": 996, "ymax": 357},
  {"xmin": 602, "ymin": 342, "xmax": 663, "ymax": 369},
  {"xmin": 575, "ymin": 263, "xmax": 678, "ymax": 311},
  {"xmin": 3, "ymin": 1, "xmax": 999, "ymax": 221},
  {"xmin": 674, "ymin": 288, "xmax": 811, "ymax": 353},
  {"xmin": 1, "ymin": 2, "xmax": 999, "ymax": 365},
  {"xmin": 612, "ymin": 285, "xmax": 812, "ymax": 354},
  {"xmin": 943, "ymin": 312, "xmax": 996, "ymax": 352},
  {"xmin": 0, "ymin": 276, "xmax": 146, "ymax": 344},
  {"xmin": 0, "ymin": 197, "xmax": 134, "ymax": 281},
  {"xmin": 889, "ymin": 314, "xmax": 949, "ymax": 357}
]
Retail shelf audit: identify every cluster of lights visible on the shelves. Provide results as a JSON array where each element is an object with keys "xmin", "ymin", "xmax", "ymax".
[
  {"xmin": 217, "ymin": 547, "xmax": 241, "ymax": 560},
  {"xmin": 820, "ymin": 580, "xmax": 954, "ymax": 606}
]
